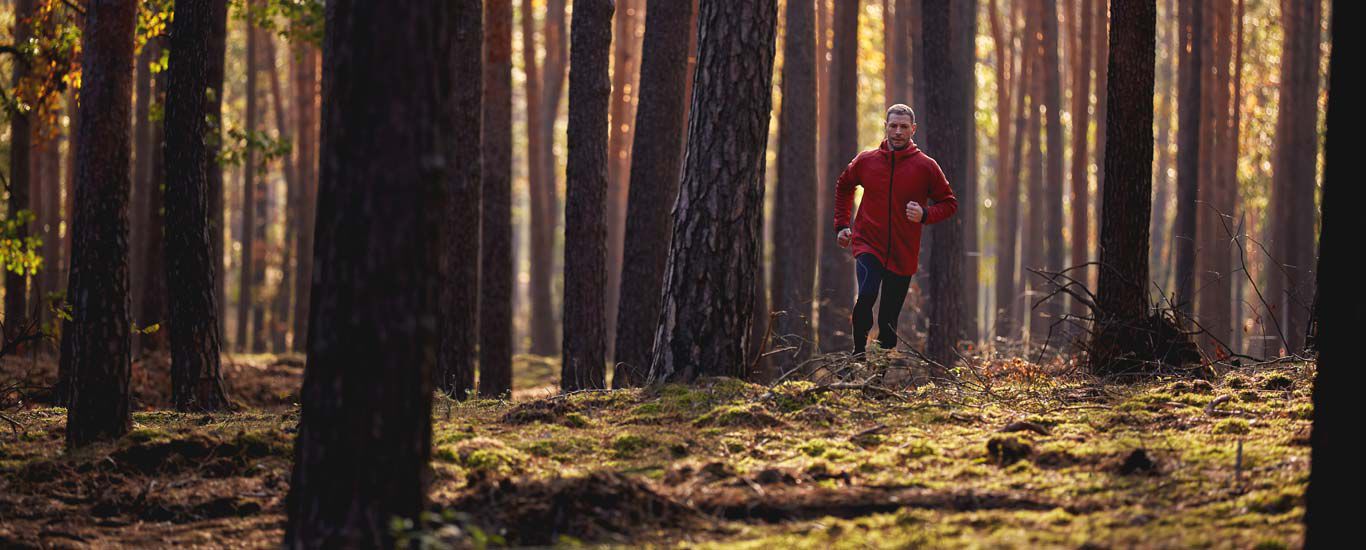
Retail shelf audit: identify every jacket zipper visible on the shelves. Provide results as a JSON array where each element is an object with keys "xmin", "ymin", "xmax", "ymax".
[{"xmin": 886, "ymin": 150, "xmax": 896, "ymax": 269}]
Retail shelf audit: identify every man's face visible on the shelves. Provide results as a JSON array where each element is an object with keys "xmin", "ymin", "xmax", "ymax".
[{"xmin": 885, "ymin": 113, "xmax": 916, "ymax": 149}]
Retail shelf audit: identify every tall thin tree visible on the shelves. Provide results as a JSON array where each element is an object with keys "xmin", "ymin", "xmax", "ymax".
[
  {"xmin": 283, "ymin": 0, "xmax": 450, "ymax": 544},
  {"xmin": 237, "ymin": 5, "xmax": 259, "ymax": 351},
  {"xmin": 612, "ymin": 0, "xmax": 696, "ymax": 388},
  {"xmin": 439, "ymin": 0, "xmax": 482, "ymax": 398},
  {"xmin": 480, "ymin": 0, "xmax": 514, "ymax": 397},
  {"xmin": 772, "ymin": 0, "xmax": 817, "ymax": 368},
  {"xmin": 164, "ymin": 0, "xmax": 231, "ymax": 412},
  {"xmin": 1173, "ymin": 0, "xmax": 1201, "ymax": 316},
  {"xmin": 63, "ymin": 0, "xmax": 137, "ymax": 449},
  {"xmin": 1305, "ymin": 2, "xmax": 1350, "ymax": 542},
  {"xmin": 648, "ymin": 0, "xmax": 778, "ymax": 383},
  {"xmin": 1087, "ymin": 0, "xmax": 1155, "ymax": 373},
  {"xmin": 5, "ymin": 0, "xmax": 35, "ymax": 342},
  {"xmin": 561, "ymin": 0, "xmax": 614, "ymax": 392},
  {"xmin": 816, "ymin": 0, "xmax": 859, "ymax": 352}
]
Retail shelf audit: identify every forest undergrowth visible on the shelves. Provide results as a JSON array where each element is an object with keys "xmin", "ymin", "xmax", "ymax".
[{"xmin": 0, "ymin": 349, "xmax": 1310, "ymax": 548}]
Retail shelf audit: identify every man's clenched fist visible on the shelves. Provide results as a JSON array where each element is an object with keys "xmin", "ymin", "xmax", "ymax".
[
  {"xmin": 905, "ymin": 201, "xmax": 925, "ymax": 223},
  {"xmin": 837, "ymin": 228, "xmax": 852, "ymax": 248}
]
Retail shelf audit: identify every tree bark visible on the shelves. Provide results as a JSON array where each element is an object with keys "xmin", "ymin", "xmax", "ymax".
[
  {"xmin": 1195, "ymin": 0, "xmax": 1232, "ymax": 353},
  {"xmin": 1069, "ymin": 0, "xmax": 1093, "ymax": 317},
  {"xmin": 439, "ymin": 0, "xmax": 482, "ymax": 398},
  {"xmin": 922, "ymin": 0, "xmax": 968, "ymax": 366},
  {"xmin": 140, "ymin": 37, "xmax": 169, "ymax": 353},
  {"xmin": 264, "ymin": 33, "xmax": 296, "ymax": 352},
  {"xmin": 1039, "ymin": 0, "xmax": 1065, "ymax": 335},
  {"xmin": 283, "ymin": 0, "xmax": 448, "ymax": 545},
  {"xmin": 1268, "ymin": 0, "xmax": 1322, "ymax": 354},
  {"xmin": 1173, "ymin": 0, "xmax": 1200, "ymax": 316},
  {"xmin": 648, "ymin": 0, "xmax": 777, "ymax": 383},
  {"xmin": 530, "ymin": 0, "xmax": 568, "ymax": 356},
  {"xmin": 291, "ymin": 45, "xmax": 318, "ymax": 352},
  {"xmin": 1088, "ymin": 0, "xmax": 1155, "ymax": 373},
  {"xmin": 1305, "ymin": 2, "xmax": 1352, "ymax": 542},
  {"xmin": 605, "ymin": 0, "xmax": 643, "ymax": 359},
  {"xmin": 237, "ymin": 7, "xmax": 258, "ymax": 352},
  {"xmin": 6, "ymin": 0, "xmax": 35, "ymax": 342},
  {"xmin": 63, "ymin": 0, "xmax": 137, "ymax": 449},
  {"xmin": 164, "ymin": 0, "xmax": 231, "ymax": 412},
  {"xmin": 561, "ymin": 0, "xmax": 613, "ymax": 392},
  {"xmin": 771, "ymin": 0, "xmax": 817, "ymax": 370},
  {"xmin": 954, "ymin": 0, "xmax": 979, "ymax": 345},
  {"xmin": 816, "ymin": 0, "xmax": 859, "ymax": 352},
  {"xmin": 480, "ymin": 0, "xmax": 514, "ymax": 398},
  {"xmin": 611, "ymin": 0, "xmax": 696, "ymax": 388}
]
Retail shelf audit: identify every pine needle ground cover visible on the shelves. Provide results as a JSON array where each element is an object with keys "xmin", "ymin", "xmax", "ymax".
[{"xmin": 0, "ymin": 355, "xmax": 1311, "ymax": 548}]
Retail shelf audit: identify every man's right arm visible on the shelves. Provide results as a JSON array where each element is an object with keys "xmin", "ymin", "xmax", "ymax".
[{"xmin": 833, "ymin": 154, "xmax": 859, "ymax": 237}]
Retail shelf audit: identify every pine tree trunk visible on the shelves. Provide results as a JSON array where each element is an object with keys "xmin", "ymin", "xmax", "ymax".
[
  {"xmin": 63, "ymin": 0, "xmax": 137, "ymax": 449},
  {"xmin": 209, "ymin": 13, "xmax": 228, "ymax": 344},
  {"xmin": 923, "ymin": 0, "xmax": 968, "ymax": 366},
  {"xmin": 1305, "ymin": 3, "xmax": 1350, "ymax": 541},
  {"xmin": 480, "ymin": 0, "xmax": 514, "ymax": 398},
  {"xmin": 1025, "ymin": 8, "xmax": 1046, "ymax": 344},
  {"xmin": 648, "ymin": 0, "xmax": 777, "ymax": 383},
  {"xmin": 530, "ymin": 0, "xmax": 568, "ymax": 356},
  {"xmin": 439, "ymin": 0, "xmax": 482, "ymax": 398},
  {"xmin": 1173, "ymin": 0, "xmax": 1201, "ymax": 316},
  {"xmin": 1039, "ymin": 0, "xmax": 1065, "ymax": 338},
  {"xmin": 131, "ymin": 41, "xmax": 153, "ymax": 350},
  {"xmin": 771, "ymin": 0, "xmax": 817, "ymax": 370},
  {"xmin": 1070, "ymin": 0, "xmax": 1093, "ymax": 317},
  {"xmin": 6, "ymin": 0, "xmax": 35, "ymax": 342},
  {"xmin": 560, "ymin": 0, "xmax": 613, "ymax": 392},
  {"xmin": 264, "ymin": 34, "xmax": 296, "ymax": 352},
  {"xmin": 1088, "ymin": 0, "xmax": 1155, "ymax": 373},
  {"xmin": 954, "ymin": 0, "xmax": 979, "ymax": 345},
  {"xmin": 164, "ymin": 0, "xmax": 231, "ymax": 412},
  {"xmin": 611, "ymin": 0, "xmax": 696, "ymax": 388},
  {"xmin": 521, "ymin": 0, "xmax": 555, "ymax": 358},
  {"xmin": 283, "ymin": 0, "xmax": 449, "ymax": 544},
  {"xmin": 1149, "ymin": 0, "xmax": 1173, "ymax": 295},
  {"xmin": 1195, "ymin": 0, "xmax": 1231, "ymax": 353},
  {"xmin": 816, "ymin": 0, "xmax": 859, "ymax": 352},
  {"xmin": 604, "ymin": 0, "xmax": 643, "ymax": 359},
  {"xmin": 141, "ymin": 39, "xmax": 169, "ymax": 353},
  {"xmin": 291, "ymin": 45, "xmax": 318, "ymax": 352},
  {"xmin": 1268, "ymin": 0, "xmax": 1322, "ymax": 354},
  {"xmin": 237, "ymin": 8, "xmax": 258, "ymax": 352}
]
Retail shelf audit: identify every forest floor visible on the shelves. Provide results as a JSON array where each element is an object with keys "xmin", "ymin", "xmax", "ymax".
[{"xmin": 0, "ymin": 349, "xmax": 1310, "ymax": 548}]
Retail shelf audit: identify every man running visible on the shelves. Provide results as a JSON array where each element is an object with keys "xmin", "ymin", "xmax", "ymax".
[{"xmin": 833, "ymin": 103, "xmax": 959, "ymax": 357}]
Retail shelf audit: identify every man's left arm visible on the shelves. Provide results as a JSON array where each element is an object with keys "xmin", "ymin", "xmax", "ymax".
[{"xmin": 922, "ymin": 160, "xmax": 958, "ymax": 224}]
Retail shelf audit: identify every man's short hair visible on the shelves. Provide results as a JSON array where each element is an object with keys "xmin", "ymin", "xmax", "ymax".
[{"xmin": 886, "ymin": 103, "xmax": 915, "ymax": 123}]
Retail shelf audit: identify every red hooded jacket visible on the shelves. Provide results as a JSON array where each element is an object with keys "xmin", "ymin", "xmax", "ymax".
[{"xmin": 833, "ymin": 139, "xmax": 958, "ymax": 277}]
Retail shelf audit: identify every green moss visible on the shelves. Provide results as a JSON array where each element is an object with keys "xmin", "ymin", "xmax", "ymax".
[
  {"xmin": 1260, "ymin": 373, "xmax": 1295, "ymax": 391},
  {"xmin": 694, "ymin": 404, "xmax": 784, "ymax": 428},
  {"xmin": 563, "ymin": 412, "xmax": 590, "ymax": 428},
  {"xmin": 436, "ymin": 437, "xmax": 528, "ymax": 475},
  {"xmin": 611, "ymin": 434, "xmax": 657, "ymax": 458},
  {"xmin": 1213, "ymin": 418, "xmax": 1251, "ymax": 435}
]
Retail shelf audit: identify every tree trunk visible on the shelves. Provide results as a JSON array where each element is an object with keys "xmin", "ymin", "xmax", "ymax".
[
  {"xmin": 1090, "ymin": 0, "xmax": 1108, "ymax": 266},
  {"xmin": 291, "ymin": 45, "xmax": 318, "ymax": 352},
  {"xmin": 237, "ymin": 8, "xmax": 258, "ymax": 352},
  {"xmin": 439, "ymin": 0, "xmax": 482, "ymax": 399},
  {"xmin": 1039, "ymin": 0, "xmax": 1065, "ymax": 338},
  {"xmin": 283, "ymin": 0, "xmax": 449, "ymax": 545},
  {"xmin": 611, "ymin": 0, "xmax": 696, "ymax": 388},
  {"xmin": 1268, "ymin": 0, "xmax": 1322, "ymax": 354},
  {"xmin": 922, "ymin": 0, "xmax": 968, "ymax": 366},
  {"xmin": 993, "ymin": 0, "xmax": 1028, "ymax": 342},
  {"xmin": 1149, "ymin": 0, "xmax": 1173, "ymax": 294},
  {"xmin": 1305, "ymin": 2, "xmax": 1351, "ymax": 542},
  {"xmin": 1195, "ymin": 0, "xmax": 1232, "ymax": 354},
  {"xmin": 1069, "ymin": 0, "xmax": 1093, "ymax": 317},
  {"xmin": 605, "ymin": 0, "xmax": 643, "ymax": 359},
  {"xmin": 140, "ymin": 38, "xmax": 169, "ymax": 353},
  {"xmin": 530, "ymin": 0, "xmax": 568, "ymax": 357},
  {"xmin": 771, "ymin": 0, "xmax": 817, "ymax": 370},
  {"xmin": 1173, "ymin": 0, "xmax": 1200, "ymax": 316},
  {"xmin": 816, "ymin": 0, "xmax": 859, "ymax": 352},
  {"xmin": 264, "ymin": 33, "xmax": 296, "ymax": 352},
  {"xmin": 480, "ymin": 0, "xmax": 514, "ymax": 398},
  {"xmin": 648, "ymin": 0, "xmax": 777, "ymax": 383},
  {"xmin": 1088, "ymin": 0, "xmax": 1155, "ymax": 373},
  {"xmin": 209, "ymin": 6, "xmax": 228, "ymax": 344},
  {"xmin": 63, "ymin": 0, "xmax": 137, "ymax": 449},
  {"xmin": 164, "ymin": 0, "xmax": 231, "ymax": 412},
  {"xmin": 1025, "ymin": 8, "xmax": 1045, "ymax": 344},
  {"xmin": 560, "ymin": 0, "xmax": 613, "ymax": 392},
  {"xmin": 6, "ymin": 0, "xmax": 35, "ymax": 342},
  {"xmin": 131, "ymin": 40, "xmax": 153, "ymax": 350},
  {"xmin": 954, "ymin": 0, "xmax": 979, "ymax": 345}
]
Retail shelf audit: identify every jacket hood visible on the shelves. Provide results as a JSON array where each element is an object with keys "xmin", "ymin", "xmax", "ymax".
[{"xmin": 878, "ymin": 139, "xmax": 922, "ymax": 158}]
